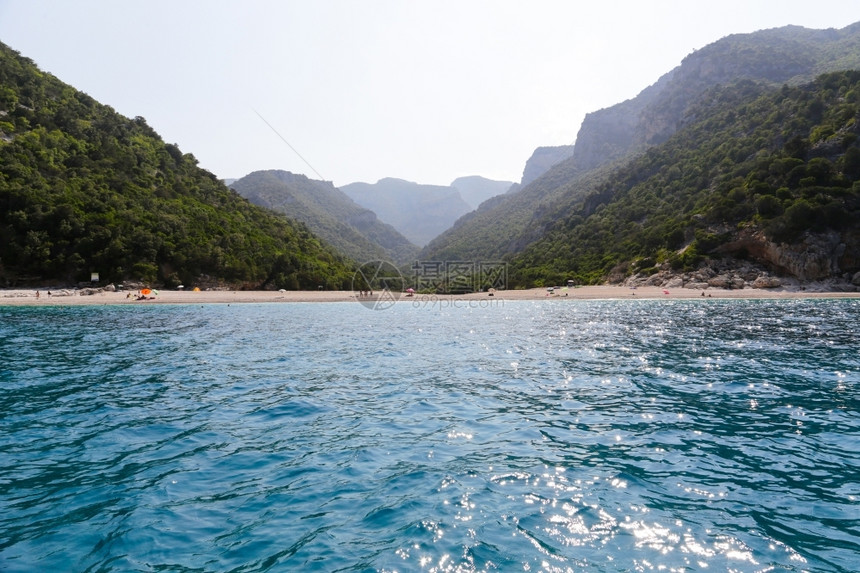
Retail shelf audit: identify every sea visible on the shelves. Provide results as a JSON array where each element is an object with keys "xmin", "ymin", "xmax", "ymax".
[{"xmin": 0, "ymin": 297, "xmax": 858, "ymax": 572}]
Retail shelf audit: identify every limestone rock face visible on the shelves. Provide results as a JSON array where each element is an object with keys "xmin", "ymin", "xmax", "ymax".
[
  {"xmin": 618, "ymin": 233, "xmax": 858, "ymax": 290},
  {"xmin": 766, "ymin": 232, "xmax": 843, "ymax": 280},
  {"xmin": 720, "ymin": 230, "xmax": 847, "ymax": 281}
]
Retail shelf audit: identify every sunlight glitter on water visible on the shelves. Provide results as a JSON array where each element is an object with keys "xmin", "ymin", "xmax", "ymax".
[{"xmin": 1, "ymin": 300, "xmax": 858, "ymax": 571}]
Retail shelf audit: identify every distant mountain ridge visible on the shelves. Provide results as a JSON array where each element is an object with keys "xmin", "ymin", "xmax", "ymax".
[
  {"xmin": 340, "ymin": 176, "xmax": 512, "ymax": 247},
  {"xmin": 230, "ymin": 170, "xmax": 419, "ymax": 265},
  {"xmin": 421, "ymin": 21, "xmax": 860, "ymax": 274}
]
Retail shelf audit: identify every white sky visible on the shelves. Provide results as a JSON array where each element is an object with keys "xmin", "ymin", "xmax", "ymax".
[{"xmin": 1, "ymin": 1, "xmax": 859, "ymax": 187}]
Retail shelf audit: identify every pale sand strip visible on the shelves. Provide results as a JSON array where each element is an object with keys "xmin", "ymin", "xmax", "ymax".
[{"xmin": 1, "ymin": 286, "xmax": 858, "ymax": 306}]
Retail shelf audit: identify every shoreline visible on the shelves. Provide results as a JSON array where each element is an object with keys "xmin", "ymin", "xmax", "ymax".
[{"xmin": 1, "ymin": 285, "xmax": 858, "ymax": 306}]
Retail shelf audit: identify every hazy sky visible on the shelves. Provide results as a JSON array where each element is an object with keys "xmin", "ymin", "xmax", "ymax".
[{"xmin": 1, "ymin": 1, "xmax": 859, "ymax": 187}]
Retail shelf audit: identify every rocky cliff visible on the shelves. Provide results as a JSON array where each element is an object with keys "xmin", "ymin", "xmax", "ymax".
[
  {"xmin": 617, "ymin": 229, "xmax": 860, "ymax": 292},
  {"xmin": 569, "ymin": 23, "xmax": 860, "ymax": 175},
  {"xmin": 520, "ymin": 145, "xmax": 575, "ymax": 186},
  {"xmin": 719, "ymin": 228, "xmax": 860, "ymax": 281}
]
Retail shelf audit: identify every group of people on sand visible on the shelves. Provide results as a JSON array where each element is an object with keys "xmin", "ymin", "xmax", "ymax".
[
  {"xmin": 356, "ymin": 290, "xmax": 374, "ymax": 297},
  {"xmin": 125, "ymin": 292, "xmax": 155, "ymax": 301}
]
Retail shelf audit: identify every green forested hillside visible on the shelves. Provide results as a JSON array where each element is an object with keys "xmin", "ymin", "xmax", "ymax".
[
  {"xmin": 422, "ymin": 22, "xmax": 860, "ymax": 269},
  {"xmin": 231, "ymin": 170, "xmax": 419, "ymax": 265},
  {"xmin": 420, "ymin": 153, "xmax": 595, "ymax": 261},
  {"xmin": 511, "ymin": 71, "xmax": 860, "ymax": 286},
  {"xmin": 0, "ymin": 42, "xmax": 353, "ymax": 289}
]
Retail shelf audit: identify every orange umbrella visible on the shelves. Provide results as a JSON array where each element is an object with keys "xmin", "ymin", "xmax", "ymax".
[{"xmin": 141, "ymin": 288, "xmax": 152, "ymax": 295}]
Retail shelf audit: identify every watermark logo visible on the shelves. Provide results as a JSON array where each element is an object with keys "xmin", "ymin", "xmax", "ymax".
[
  {"xmin": 411, "ymin": 260, "xmax": 507, "ymax": 293},
  {"xmin": 409, "ymin": 294, "xmax": 505, "ymax": 310},
  {"xmin": 352, "ymin": 260, "xmax": 406, "ymax": 310},
  {"xmin": 353, "ymin": 260, "xmax": 508, "ymax": 310}
]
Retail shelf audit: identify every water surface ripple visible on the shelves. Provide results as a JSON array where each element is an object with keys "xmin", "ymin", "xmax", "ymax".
[{"xmin": 1, "ymin": 299, "xmax": 858, "ymax": 572}]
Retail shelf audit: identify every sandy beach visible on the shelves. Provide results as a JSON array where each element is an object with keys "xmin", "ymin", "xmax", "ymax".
[{"xmin": 1, "ymin": 285, "xmax": 858, "ymax": 306}]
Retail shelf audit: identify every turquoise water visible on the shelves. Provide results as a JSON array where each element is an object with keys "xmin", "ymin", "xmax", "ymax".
[{"xmin": 1, "ymin": 299, "xmax": 858, "ymax": 572}]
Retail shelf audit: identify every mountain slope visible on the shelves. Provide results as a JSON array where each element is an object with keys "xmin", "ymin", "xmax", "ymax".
[
  {"xmin": 0, "ymin": 42, "xmax": 353, "ymax": 289},
  {"xmin": 572, "ymin": 22, "xmax": 860, "ymax": 174},
  {"xmin": 230, "ymin": 170, "xmax": 419, "ymax": 265},
  {"xmin": 422, "ymin": 22, "xmax": 860, "ymax": 265},
  {"xmin": 511, "ymin": 71, "xmax": 860, "ymax": 286}
]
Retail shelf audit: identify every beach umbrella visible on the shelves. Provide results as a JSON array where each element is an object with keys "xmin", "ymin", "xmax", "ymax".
[
  {"xmin": 141, "ymin": 288, "xmax": 152, "ymax": 296},
  {"xmin": 406, "ymin": 288, "xmax": 415, "ymax": 293}
]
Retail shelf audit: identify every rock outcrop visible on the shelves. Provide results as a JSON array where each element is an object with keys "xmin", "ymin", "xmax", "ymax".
[
  {"xmin": 618, "ymin": 256, "xmax": 858, "ymax": 292},
  {"xmin": 718, "ymin": 229, "xmax": 852, "ymax": 280},
  {"xmin": 520, "ymin": 145, "xmax": 575, "ymax": 186},
  {"xmin": 752, "ymin": 276, "xmax": 782, "ymax": 288}
]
